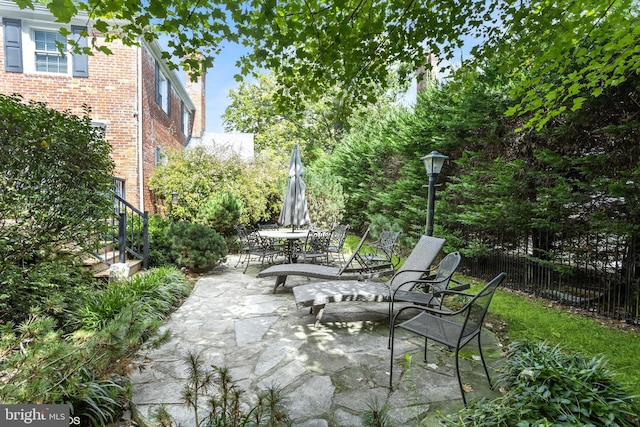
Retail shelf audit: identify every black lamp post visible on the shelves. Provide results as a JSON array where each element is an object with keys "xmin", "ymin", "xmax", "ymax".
[
  {"xmin": 169, "ymin": 190, "xmax": 178, "ymax": 218},
  {"xmin": 421, "ymin": 151, "xmax": 448, "ymax": 236}
]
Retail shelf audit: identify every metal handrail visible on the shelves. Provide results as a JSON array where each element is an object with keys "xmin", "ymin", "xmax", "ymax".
[{"xmin": 94, "ymin": 189, "xmax": 149, "ymax": 271}]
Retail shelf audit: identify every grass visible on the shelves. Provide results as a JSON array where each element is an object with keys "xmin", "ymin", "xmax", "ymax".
[{"xmin": 470, "ymin": 277, "xmax": 640, "ymax": 397}]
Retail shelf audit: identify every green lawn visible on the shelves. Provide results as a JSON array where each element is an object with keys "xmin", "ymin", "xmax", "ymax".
[{"xmin": 477, "ymin": 280, "xmax": 640, "ymax": 396}]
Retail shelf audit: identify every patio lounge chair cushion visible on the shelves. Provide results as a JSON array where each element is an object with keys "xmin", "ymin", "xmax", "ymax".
[{"xmin": 292, "ymin": 235, "xmax": 446, "ymax": 322}]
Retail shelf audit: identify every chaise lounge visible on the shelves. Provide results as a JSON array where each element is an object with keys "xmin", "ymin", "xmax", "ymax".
[
  {"xmin": 258, "ymin": 229, "xmax": 394, "ymax": 293},
  {"xmin": 291, "ymin": 234, "xmax": 447, "ymax": 323}
]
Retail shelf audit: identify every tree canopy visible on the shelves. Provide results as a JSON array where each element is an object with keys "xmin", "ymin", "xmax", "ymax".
[{"xmin": 19, "ymin": 0, "xmax": 639, "ymax": 130}]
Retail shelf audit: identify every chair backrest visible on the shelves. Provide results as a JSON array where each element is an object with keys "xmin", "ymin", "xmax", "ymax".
[
  {"xmin": 375, "ymin": 230, "xmax": 401, "ymax": 259},
  {"xmin": 308, "ymin": 229, "xmax": 332, "ymax": 251},
  {"xmin": 236, "ymin": 225, "xmax": 248, "ymax": 241},
  {"xmin": 388, "ymin": 235, "xmax": 446, "ymax": 292},
  {"xmin": 460, "ymin": 272, "xmax": 506, "ymax": 342},
  {"xmin": 328, "ymin": 224, "xmax": 350, "ymax": 251},
  {"xmin": 430, "ymin": 251, "xmax": 462, "ymax": 293}
]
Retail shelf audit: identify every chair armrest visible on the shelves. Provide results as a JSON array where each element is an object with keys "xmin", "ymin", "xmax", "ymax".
[
  {"xmin": 431, "ymin": 288, "xmax": 474, "ymax": 299},
  {"xmin": 448, "ymin": 278, "xmax": 470, "ymax": 292},
  {"xmin": 393, "ymin": 302, "xmax": 467, "ymax": 319}
]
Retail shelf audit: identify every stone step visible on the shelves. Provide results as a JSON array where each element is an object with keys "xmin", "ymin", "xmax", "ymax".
[{"xmin": 93, "ymin": 259, "xmax": 143, "ymax": 280}]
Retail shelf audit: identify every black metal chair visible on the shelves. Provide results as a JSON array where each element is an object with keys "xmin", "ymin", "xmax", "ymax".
[
  {"xmin": 363, "ymin": 230, "xmax": 401, "ymax": 267},
  {"xmin": 296, "ymin": 229, "xmax": 332, "ymax": 264},
  {"xmin": 387, "ymin": 251, "xmax": 466, "ymax": 347},
  {"xmin": 235, "ymin": 225, "xmax": 281, "ymax": 273},
  {"xmin": 389, "ymin": 272, "xmax": 507, "ymax": 405},
  {"xmin": 257, "ymin": 223, "xmax": 286, "ymax": 256},
  {"xmin": 327, "ymin": 223, "xmax": 350, "ymax": 266}
]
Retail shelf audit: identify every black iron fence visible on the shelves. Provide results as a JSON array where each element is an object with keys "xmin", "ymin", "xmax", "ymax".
[{"xmin": 456, "ymin": 227, "xmax": 640, "ymax": 324}]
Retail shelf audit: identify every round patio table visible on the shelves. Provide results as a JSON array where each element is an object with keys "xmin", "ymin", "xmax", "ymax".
[{"xmin": 258, "ymin": 229, "xmax": 310, "ymax": 263}]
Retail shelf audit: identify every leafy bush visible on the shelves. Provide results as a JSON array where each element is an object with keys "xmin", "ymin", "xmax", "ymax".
[
  {"xmin": 148, "ymin": 214, "xmax": 175, "ymax": 267},
  {"xmin": 440, "ymin": 340, "xmax": 640, "ymax": 426},
  {"xmin": 166, "ymin": 221, "xmax": 228, "ymax": 272},
  {"xmin": 0, "ymin": 93, "xmax": 114, "ymax": 268},
  {"xmin": 0, "ymin": 257, "xmax": 93, "ymax": 326},
  {"xmin": 197, "ymin": 191, "xmax": 243, "ymax": 237},
  {"xmin": 148, "ymin": 146, "xmax": 283, "ymax": 225},
  {"xmin": 305, "ymin": 167, "xmax": 346, "ymax": 230}
]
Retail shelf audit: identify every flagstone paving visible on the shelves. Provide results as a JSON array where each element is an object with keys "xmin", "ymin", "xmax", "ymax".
[{"xmin": 129, "ymin": 255, "xmax": 504, "ymax": 426}]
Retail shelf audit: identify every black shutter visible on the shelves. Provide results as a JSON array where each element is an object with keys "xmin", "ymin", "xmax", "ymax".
[
  {"xmin": 155, "ymin": 61, "xmax": 161, "ymax": 106},
  {"xmin": 3, "ymin": 18, "xmax": 23, "ymax": 73},
  {"xmin": 71, "ymin": 26, "xmax": 88, "ymax": 77}
]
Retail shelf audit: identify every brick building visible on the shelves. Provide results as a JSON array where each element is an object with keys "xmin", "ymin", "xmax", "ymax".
[{"xmin": 0, "ymin": 0, "xmax": 206, "ymax": 211}]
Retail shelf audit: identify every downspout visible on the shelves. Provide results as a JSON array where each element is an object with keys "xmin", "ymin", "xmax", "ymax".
[{"xmin": 137, "ymin": 43, "xmax": 144, "ymax": 209}]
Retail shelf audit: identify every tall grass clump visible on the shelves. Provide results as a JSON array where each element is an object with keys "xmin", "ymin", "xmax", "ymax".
[
  {"xmin": 74, "ymin": 266, "xmax": 191, "ymax": 330},
  {"xmin": 441, "ymin": 340, "xmax": 640, "ymax": 426},
  {"xmin": 0, "ymin": 267, "xmax": 192, "ymax": 425}
]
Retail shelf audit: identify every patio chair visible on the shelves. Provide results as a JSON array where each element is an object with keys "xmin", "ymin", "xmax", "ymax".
[
  {"xmin": 257, "ymin": 223, "xmax": 286, "ymax": 255},
  {"xmin": 291, "ymin": 235, "xmax": 446, "ymax": 323},
  {"xmin": 296, "ymin": 229, "xmax": 332, "ymax": 264},
  {"xmin": 388, "ymin": 251, "xmax": 467, "ymax": 346},
  {"xmin": 235, "ymin": 225, "xmax": 281, "ymax": 273},
  {"xmin": 327, "ymin": 224, "xmax": 350, "ymax": 266},
  {"xmin": 258, "ymin": 228, "xmax": 395, "ymax": 292},
  {"xmin": 389, "ymin": 272, "xmax": 507, "ymax": 405},
  {"xmin": 362, "ymin": 230, "xmax": 401, "ymax": 267}
]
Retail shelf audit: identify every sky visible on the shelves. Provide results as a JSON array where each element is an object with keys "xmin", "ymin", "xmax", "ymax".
[{"xmin": 203, "ymin": 42, "xmax": 250, "ymax": 133}]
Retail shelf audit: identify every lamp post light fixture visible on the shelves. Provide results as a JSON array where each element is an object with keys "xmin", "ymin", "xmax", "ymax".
[
  {"xmin": 421, "ymin": 150, "xmax": 449, "ymax": 236},
  {"xmin": 169, "ymin": 190, "xmax": 178, "ymax": 218}
]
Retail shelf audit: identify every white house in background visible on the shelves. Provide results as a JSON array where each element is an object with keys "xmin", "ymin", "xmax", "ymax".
[{"xmin": 187, "ymin": 132, "xmax": 255, "ymax": 161}]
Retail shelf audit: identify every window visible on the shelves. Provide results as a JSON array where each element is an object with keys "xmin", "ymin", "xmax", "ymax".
[
  {"xmin": 2, "ymin": 19, "xmax": 88, "ymax": 76},
  {"xmin": 155, "ymin": 60, "xmax": 171, "ymax": 115},
  {"xmin": 34, "ymin": 30, "xmax": 67, "ymax": 73},
  {"xmin": 155, "ymin": 146, "xmax": 168, "ymax": 166}
]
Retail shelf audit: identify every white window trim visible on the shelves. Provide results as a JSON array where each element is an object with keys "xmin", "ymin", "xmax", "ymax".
[
  {"xmin": 158, "ymin": 72, "xmax": 169, "ymax": 113},
  {"xmin": 182, "ymin": 102, "xmax": 190, "ymax": 136},
  {"xmin": 21, "ymin": 21, "xmax": 72, "ymax": 75}
]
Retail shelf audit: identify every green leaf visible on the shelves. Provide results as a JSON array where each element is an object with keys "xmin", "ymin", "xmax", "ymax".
[
  {"xmin": 46, "ymin": 0, "xmax": 77, "ymax": 23},
  {"xmin": 571, "ymin": 97, "xmax": 586, "ymax": 111}
]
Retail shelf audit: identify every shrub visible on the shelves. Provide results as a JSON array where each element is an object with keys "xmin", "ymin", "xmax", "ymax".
[
  {"xmin": 74, "ymin": 266, "xmax": 192, "ymax": 330},
  {"xmin": 1, "ymin": 267, "xmax": 191, "ymax": 425},
  {"xmin": 166, "ymin": 221, "xmax": 228, "ymax": 272},
  {"xmin": 0, "ymin": 256, "xmax": 93, "ymax": 326},
  {"xmin": 0, "ymin": 93, "xmax": 114, "ymax": 268},
  {"xmin": 148, "ymin": 214, "xmax": 175, "ymax": 267},
  {"xmin": 304, "ymin": 167, "xmax": 345, "ymax": 230},
  {"xmin": 196, "ymin": 191, "xmax": 243, "ymax": 237},
  {"xmin": 148, "ymin": 146, "xmax": 283, "ymax": 225},
  {"xmin": 440, "ymin": 340, "xmax": 640, "ymax": 426}
]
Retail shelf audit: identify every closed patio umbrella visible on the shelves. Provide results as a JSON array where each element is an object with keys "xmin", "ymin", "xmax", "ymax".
[{"xmin": 279, "ymin": 143, "xmax": 311, "ymax": 231}]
